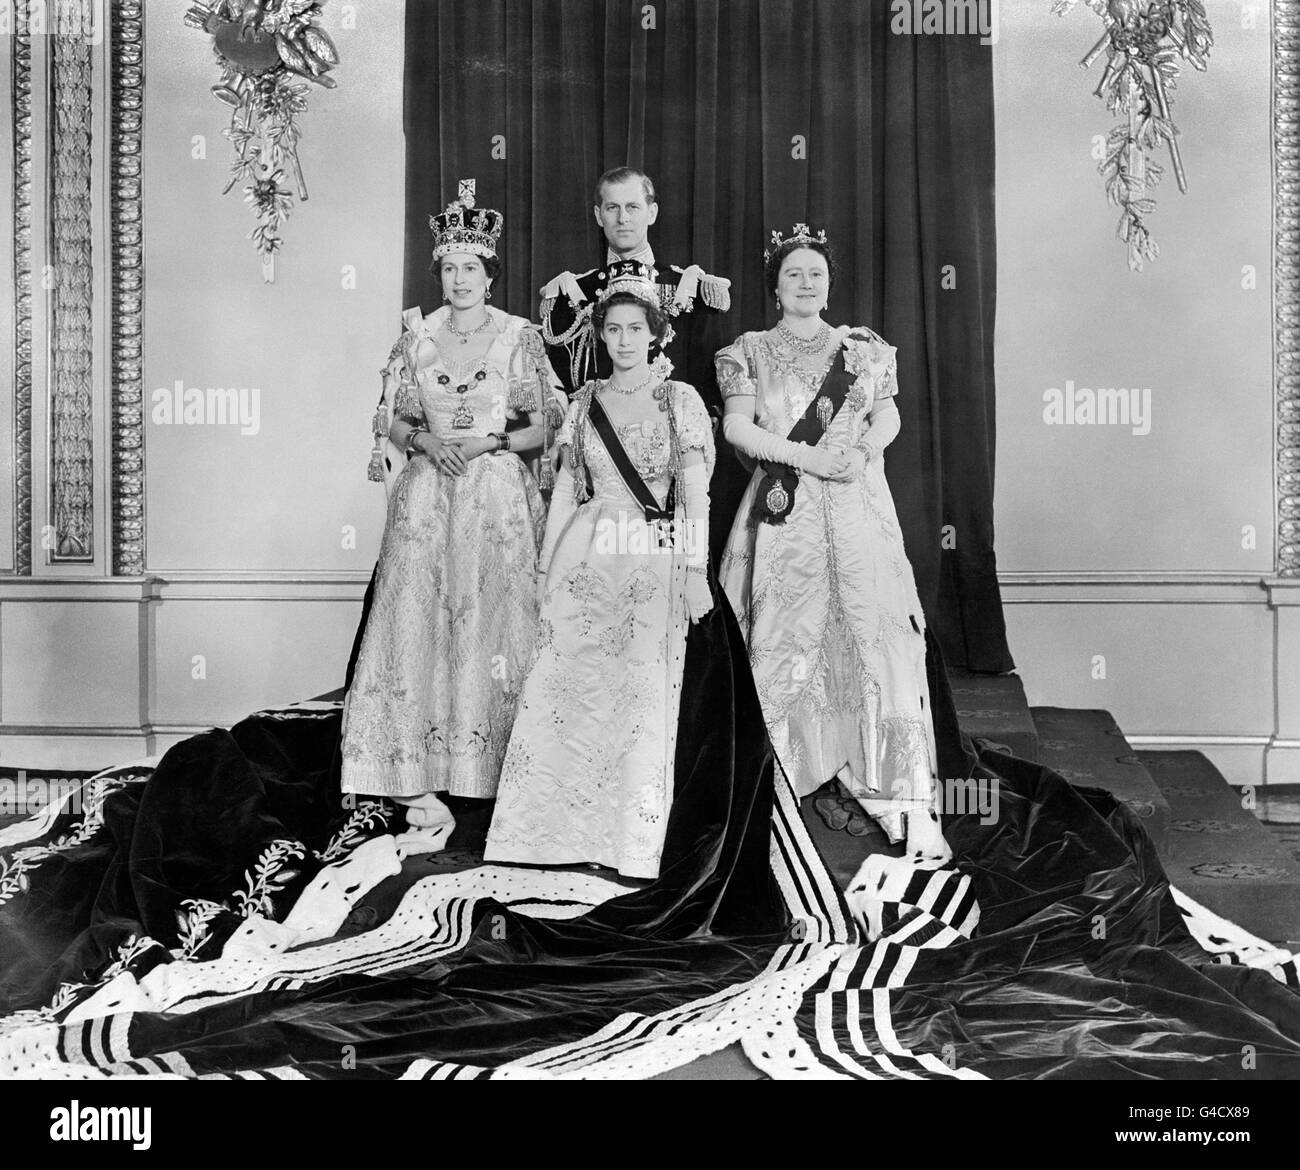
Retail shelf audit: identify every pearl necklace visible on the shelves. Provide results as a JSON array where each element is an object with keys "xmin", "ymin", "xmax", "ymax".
[
  {"xmin": 446, "ymin": 313, "xmax": 492, "ymax": 344},
  {"xmin": 777, "ymin": 319, "xmax": 832, "ymax": 355}
]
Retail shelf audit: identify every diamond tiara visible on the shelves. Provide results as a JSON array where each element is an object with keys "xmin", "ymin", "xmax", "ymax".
[
  {"xmin": 764, "ymin": 222, "xmax": 829, "ymax": 264},
  {"xmin": 597, "ymin": 260, "xmax": 661, "ymax": 305}
]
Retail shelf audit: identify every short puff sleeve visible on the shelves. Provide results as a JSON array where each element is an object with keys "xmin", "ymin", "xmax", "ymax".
[
  {"xmin": 715, "ymin": 336, "xmax": 759, "ymax": 400},
  {"xmin": 844, "ymin": 331, "xmax": 899, "ymax": 403},
  {"xmin": 674, "ymin": 382, "xmax": 716, "ymax": 478}
]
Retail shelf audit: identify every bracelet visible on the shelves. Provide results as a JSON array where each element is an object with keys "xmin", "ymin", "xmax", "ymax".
[
  {"xmin": 686, "ymin": 564, "xmax": 707, "ymax": 576},
  {"xmin": 405, "ymin": 428, "xmax": 427, "ymax": 456},
  {"xmin": 492, "ymin": 431, "xmax": 511, "ymax": 453}
]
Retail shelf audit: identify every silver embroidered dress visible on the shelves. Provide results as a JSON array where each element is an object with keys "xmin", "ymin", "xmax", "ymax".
[
  {"xmin": 484, "ymin": 381, "xmax": 714, "ymax": 879},
  {"xmin": 717, "ymin": 327, "xmax": 941, "ymax": 845},
  {"xmin": 341, "ymin": 305, "xmax": 561, "ymax": 799}
]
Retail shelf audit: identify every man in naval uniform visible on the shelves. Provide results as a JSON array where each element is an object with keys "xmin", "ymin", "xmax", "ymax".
[{"xmin": 539, "ymin": 166, "xmax": 732, "ymax": 418}]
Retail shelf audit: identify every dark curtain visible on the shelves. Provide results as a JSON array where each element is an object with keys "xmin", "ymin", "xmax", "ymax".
[{"xmin": 402, "ymin": 0, "xmax": 1013, "ymax": 672}]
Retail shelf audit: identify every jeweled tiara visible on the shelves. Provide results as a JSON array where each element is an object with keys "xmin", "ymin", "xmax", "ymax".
[
  {"xmin": 599, "ymin": 259, "xmax": 660, "ymax": 304},
  {"xmin": 764, "ymin": 222, "xmax": 829, "ymax": 263},
  {"xmin": 429, "ymin": 178, "xmax": 504, "ymax": 262}
]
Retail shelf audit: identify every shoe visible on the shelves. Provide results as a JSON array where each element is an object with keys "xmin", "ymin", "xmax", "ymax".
[
  {"xmin": 845, "ymin": 809, "xmax": 873, "ymax": 837},
  {"xmin": 814, "ymin": 795, "xmax": 851, "ymax": 832}
]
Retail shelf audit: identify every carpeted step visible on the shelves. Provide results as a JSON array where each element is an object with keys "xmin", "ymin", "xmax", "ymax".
[
  {"xmin": 948, "ymin": 670, "xmax": 1038, "ymax": 762},
  {"xmin": 1139, "ymin": 751, "xmax": 1300, "ymax": 945},
  {"xmin": 1030, "ymin": 708, "xmax": 1170, "ymax": 852}
]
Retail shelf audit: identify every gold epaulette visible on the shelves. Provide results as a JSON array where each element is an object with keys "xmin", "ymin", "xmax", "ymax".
[
  {"xmin": 668, "ymin": 264, "xmax": 732, "ymax": 313},
  {"xmin": 699, "ymin": 273, "xmax": 731, "ymax": 312}
]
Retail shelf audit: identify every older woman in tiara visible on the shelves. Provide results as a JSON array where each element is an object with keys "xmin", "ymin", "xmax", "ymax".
[
  {"xmin": 716, "ymin": 226, "xmax": 949, "ymax": 863},
  {"xmin": 484, "ymin": 263, "xmax": 715, "ymax": 880},
  {"xmin": 342, "ymin": 180, "xmax": 565, "ymax": 850}
]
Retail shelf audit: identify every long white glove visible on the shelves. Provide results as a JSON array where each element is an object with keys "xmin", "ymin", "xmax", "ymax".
[
  {"xmin": 538, "ymin": 463, "xmax": 579, "ymax": 599},
  {"xmin": 722, "ymin": 411, "xmax": 841, "ymax": 479},
  {"xmin": 859, "ymin": 400, "xmax": 901, "ymax": 462},
  {"xmin": 681, "ymin": 461, "xmax": 713, "ymax": 624},
  {"xmin": 832, "ymin": 401, "xmax": 903, "ymax": 481}
]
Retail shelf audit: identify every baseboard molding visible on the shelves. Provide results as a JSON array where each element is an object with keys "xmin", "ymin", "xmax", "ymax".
[
  {"xmin": 998, "ymin": 574, "xmax": 1300, "ymax": 610},
  {"xmin": 998, "ymin": 573, "xmax": 1270, "ymax": 605},
  {"xmin": 1265, "ymin": 739, "xmax": 1300, "ymax": 786},
  {"xmin": 0, "ymin": 722, "xmax": 221, "ymax": 771},
  {"xmin": 1, "ymin": 733, "xmax": 153, "ymax": 772}
]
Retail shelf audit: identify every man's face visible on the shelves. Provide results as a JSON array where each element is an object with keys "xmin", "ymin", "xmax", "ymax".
[{"xmin": 594, "ymin": 178, "xmax": 659, "ymax": 258}]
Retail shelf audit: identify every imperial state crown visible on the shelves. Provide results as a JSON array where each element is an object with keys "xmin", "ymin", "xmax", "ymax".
[{"xmin": 429, "ymin": 178, "xmax": 504, "ymax": 262}]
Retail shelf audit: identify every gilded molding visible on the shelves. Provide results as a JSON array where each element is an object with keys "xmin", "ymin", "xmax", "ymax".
[
  {"xmin": 47, "ymin": 1, "xmax": 96, "ymax": 563},
  {"xmin": 12, "ymin": 11, "xmax": 32, "ymax": 574},
  {"xmin": 1278, "ymin": 0, "xmax": 1300, "ymax": 576},
  {"xmin": 111, "ymin": 2, "xmax": 145, "ymax": 576}
]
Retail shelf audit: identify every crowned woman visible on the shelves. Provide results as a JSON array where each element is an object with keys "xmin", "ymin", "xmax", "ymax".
[
  {"xmin": 484, "ymin": 263, "xmax": 715, "ymax": 880},
  {"xmin": 341, "ymin": 180, "xmax": 565, "ymax": 849},
  {"xmin": 717, "ymin": 227, "xmax": 949, "ymax": 862}
]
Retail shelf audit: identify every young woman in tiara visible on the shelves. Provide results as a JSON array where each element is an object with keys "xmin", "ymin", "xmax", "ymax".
[
  {"xmin": 484, "ymin": 264, "xmax": 715, "ymax": 880},
  {"xmin": 716, "ymin": 227, "xmax": 950, "ymax": 863},
  {"xmin": 341, "ymin": 181, "xmax": 565, "ymax": 850}
]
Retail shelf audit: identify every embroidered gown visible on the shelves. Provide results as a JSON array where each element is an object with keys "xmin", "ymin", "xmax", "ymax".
[
  {"xmin": 340, "ymin": 306, "xmax": 561, "ymax": 799},
  {"xmin": 484, "ymin": 381, "xmax": 715, "ymax": 879},
  {"xmin": 717, "ymin": 327, "xmax": 946, "ymax": 851}
]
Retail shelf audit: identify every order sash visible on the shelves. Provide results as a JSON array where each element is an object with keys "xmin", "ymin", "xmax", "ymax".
[
  {"xmin": 587, "ymin": 396, "xmax": 678, "ymax": 544},
  {"xmin": 754, "ymin": 344, "xmax": 852, "ymax": 525}
]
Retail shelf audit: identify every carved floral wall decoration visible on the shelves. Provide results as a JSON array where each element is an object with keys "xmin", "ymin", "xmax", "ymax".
[
  {"xmin": 184, "ymin": 0, "xmax": 340, "ymax": 280},
  {"xmin": 1054, "ymin": 0, "xmax": 1214, "ymax": 270}
]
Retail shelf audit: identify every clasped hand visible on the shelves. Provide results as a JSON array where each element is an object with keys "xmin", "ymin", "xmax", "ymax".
[
  {"xmin": 802, "ymin": 444, "xmax": 866, "ymax": 482},
  {"xmin": 413, "ymin": 433, "xmax": 496, "ymax": 476}
]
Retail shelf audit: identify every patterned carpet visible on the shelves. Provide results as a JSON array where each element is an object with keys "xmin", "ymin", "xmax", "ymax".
[{"xmin": 1251, "ymin": 787, "xmax": 1300, "ymax": 861}]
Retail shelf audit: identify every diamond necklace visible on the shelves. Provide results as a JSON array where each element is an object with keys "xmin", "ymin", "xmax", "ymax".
[
  {"xmin": 776, "ymin": 319, "xmax": 832, "ymax": 355},
  {"xmin": 605, "ymin": 371, "xmax": 660, "ymax": 396},
  {"xmin": 446, "ymin": 312, "xmax": 493, "ymax": 344}
]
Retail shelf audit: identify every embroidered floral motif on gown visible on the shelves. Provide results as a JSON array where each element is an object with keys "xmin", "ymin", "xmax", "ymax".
[
  {"xmin": 341, "ymin": 306, "xmax": 559, "ymax": 799},
  {"xmin": 484, "ymin": 382, "xmax": 714, "ymax": 879},
  {"xmin": 717, "ymin": 327, "xmax": 945, "ymax": 850}
]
